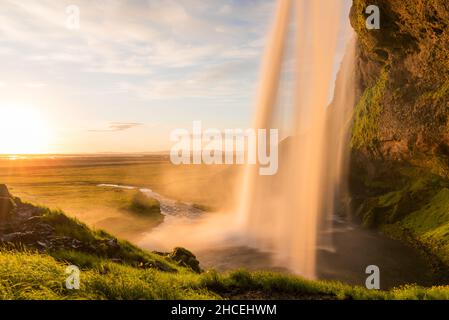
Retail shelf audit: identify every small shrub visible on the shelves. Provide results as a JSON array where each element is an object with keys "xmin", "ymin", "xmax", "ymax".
[{"xmin": 128, "ymin": 191, "xmax": 162, "ymax": 217}]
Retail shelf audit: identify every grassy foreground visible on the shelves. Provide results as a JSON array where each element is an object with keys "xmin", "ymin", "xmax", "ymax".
[
  {"xmin": 1, "ymin": 199, "xmax": 448, "ymax": 300},
  {"xmin": 2, "ymin": 250, "xmax": 449, "ymax": 300},
  {"xmin": 2, "ymin": 157, "xmax": 449, "ymax": 300}
]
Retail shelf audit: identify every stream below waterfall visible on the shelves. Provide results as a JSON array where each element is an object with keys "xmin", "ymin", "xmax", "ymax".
[
  {"xmin": 196, "ymin": 223, "xmax": 439, "ymax": 290},
  {"xmin": 99, "ymin": 184, "xmax": 440, "ymax": 290}
]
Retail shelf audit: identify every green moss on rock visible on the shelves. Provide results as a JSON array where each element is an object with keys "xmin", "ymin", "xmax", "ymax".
[
  {"xmin": 351, "ymin": 68, "xmax": 389, "ymax": 150},
  {"xmin": 353, "ymin": 165, "xmax": 449, "ymax": 269},
  {"xmin": 350, "ymin": 0, "xmax": 449, "ymax": 172},
  {"xmin": 399, "ymin": 188, "xmax": 449, "ymax": 265}
]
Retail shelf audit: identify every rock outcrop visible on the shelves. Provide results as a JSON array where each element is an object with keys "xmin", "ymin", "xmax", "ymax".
[
  {"xmin": 154, "ymin": 247, "xmax": 202, "ymax": 273},
  {"xmin": 0, "ymin": 184, "xmax": 16, "ymax": 220},
  {"xmin": 347, "ymin": 2, "xmax": 449, "ymax": 272},
  {"xmin": 169, "ymin": 247, "xmax": 201, "ymax": 273},
  {"xmin": 350, "ymin": 0, "xmax": 449, "ymax": 177},
  {"xmin": 0, "ymin": 185, "xmax": 177, "ymax": 272}
]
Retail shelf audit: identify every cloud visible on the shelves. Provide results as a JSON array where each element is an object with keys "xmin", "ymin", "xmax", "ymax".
[
  {"xmin": 0, "ymin": 0, "xmax": 274, "ymax": 107},
  {"xmin": 23, "ymin": 82, "xmax": 47, "ymax": 88},
  {"xmin": 119, "ymin": 62, "xmax": 257, "ymax": 102},
  {"xmin": 89, "ymin": 122, "xmax": 143, "ymax": 132},
  {"xmin": 0, "ymin": 0, "xmax": 273, "ymax": 75}
]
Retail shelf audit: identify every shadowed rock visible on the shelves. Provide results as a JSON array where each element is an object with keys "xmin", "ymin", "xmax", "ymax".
[
  {"xmin": 170, "ymin": 247, "xmax": 201, "ymax": 273},
  {"xmin": 0, "ymin": 184, "xmax": 16, "ymax": 220}
]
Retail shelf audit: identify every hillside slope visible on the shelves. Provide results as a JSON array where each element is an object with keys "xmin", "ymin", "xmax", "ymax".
[{"xmin": 2, "ymin": 184, "xmax": 449, "ymax": 300}]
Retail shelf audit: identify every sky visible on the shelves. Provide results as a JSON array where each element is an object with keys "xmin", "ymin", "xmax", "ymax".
[{"xmin": 0, "ymin": 0, "xmax": 352, "ymax": 154}]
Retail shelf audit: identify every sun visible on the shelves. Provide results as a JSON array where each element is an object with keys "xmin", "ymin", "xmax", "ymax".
[{"xmin": 0, "ymin": 105, "xmax": 51, "ymax": 154}]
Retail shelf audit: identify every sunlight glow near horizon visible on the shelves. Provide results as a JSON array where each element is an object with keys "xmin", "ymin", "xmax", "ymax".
[
  {"xmin": 0, "ymin": 0, "xmax": 352, "ymax": 154},
  {"xmin": 0, "ymin": 105, "xmax": 51, "ymax": 154},
  {"xmin": 0, "ymin": 0, "xmax": 276, "ymax": 154}
]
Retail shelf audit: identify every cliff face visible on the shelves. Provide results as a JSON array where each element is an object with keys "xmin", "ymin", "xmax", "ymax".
[
  {"xmin": 350, "ymin": 0, "xmax": 449, "ymax": 177},
  {"xmin": 347, "ymin": 1, "xmax": 449, "ymax": 271}
]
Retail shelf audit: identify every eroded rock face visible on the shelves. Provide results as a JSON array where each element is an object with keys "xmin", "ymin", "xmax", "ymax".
[
  {"xmin": 350, "ymin": 0, "xmax": 449, "ymax": 177},
  {"xmin": 0, "ymin": 184, "xmax": 16, "ymax": 220}
]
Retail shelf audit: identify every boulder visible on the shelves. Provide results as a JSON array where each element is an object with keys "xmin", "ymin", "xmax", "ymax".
[{"xmin": 169, "ymin": 247, "xmax": 201, "ymax": 273}]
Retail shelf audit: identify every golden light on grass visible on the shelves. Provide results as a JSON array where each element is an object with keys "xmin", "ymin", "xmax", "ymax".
[{"xmin": 0, "ymin": 105, "xmax": 51, "ymax": 155}]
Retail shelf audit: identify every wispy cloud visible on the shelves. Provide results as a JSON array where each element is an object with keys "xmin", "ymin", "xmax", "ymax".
[
  {"xmin": 89, "ymin": 122, "xmax": 143, "ymax": 132},
  {"xmin": 119, "ymin": 60, "xmax": 257, "ymax": 101},
  {"xmin": 0, "ymin": 0, "xmax": 273, "ymax": 75},
  {"xmin": 23, "ymin": 82, "xmax": 47, "ymax": 88}
]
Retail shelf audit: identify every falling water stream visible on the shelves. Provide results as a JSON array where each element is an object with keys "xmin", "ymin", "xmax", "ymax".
[{"xmin": 238, "ymin": 0, "xmax": 353, "ymax": 279}]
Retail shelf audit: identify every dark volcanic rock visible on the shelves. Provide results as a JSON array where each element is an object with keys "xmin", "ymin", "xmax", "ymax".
[
  {"xmin": 170, "ymin": 247, "xmax": 201, "ymax": 273},
  {"xmin": 1, "ymin": 231, "xmax": 39, "ymax": 243},
  {"xmin": 0, "ymin": 184, "xmax": 16, "ymax": 220}
]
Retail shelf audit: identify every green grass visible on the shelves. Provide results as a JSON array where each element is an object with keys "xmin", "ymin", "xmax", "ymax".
[
  {"xmin": 1, "ymin": 250, "xmax": 449, "ymax": 300},
  {"xmin": 398, "ymin": 188, "xmax": 449, "ymax": 265},
  {"xmin": 0, "ymin": 250, "xmax": 210, "ymax": 300},
  {"xmin": 51, "ymin": 250, "xmax": 105, "ymax": 270},
  {"xmin": 2, "ymin": 195, "xmax": 449, "ymax": 301},
  {"xmin": 33, "ymin": 207, "xmax": 179, "ymax": 271},
  {"xmin": 42, "ymin": 208, "xmax": 101, "ymax": 244},
  {"xmin": 355, "ymin": 165, "xmax": 449, "ymax": 266}
]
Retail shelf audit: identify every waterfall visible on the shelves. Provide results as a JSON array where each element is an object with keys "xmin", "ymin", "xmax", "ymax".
[{"xmin": 238, "ymin": 0, "xmax": 355, "ymax": 279}]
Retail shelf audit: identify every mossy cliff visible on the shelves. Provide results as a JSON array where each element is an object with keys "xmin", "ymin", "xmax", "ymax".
[
  {"xmin": 350, "ymin": 0, "xmax": 449, "ymax": 167},
  {"xmin": 349, "ymin": 0, "xmax": 449, "ymax": 270}
]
